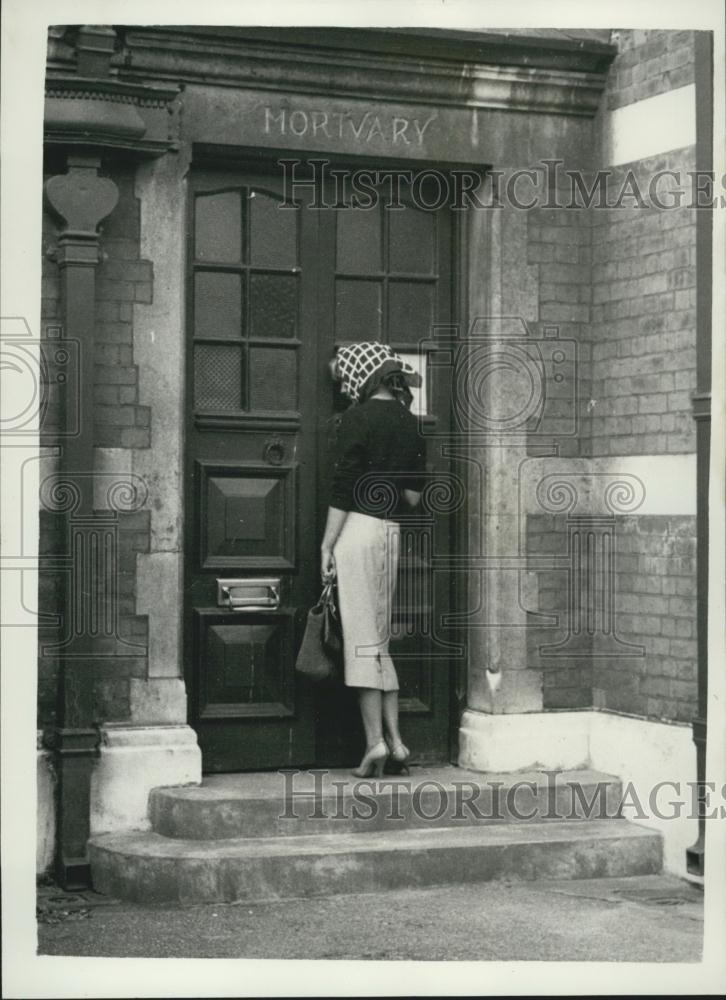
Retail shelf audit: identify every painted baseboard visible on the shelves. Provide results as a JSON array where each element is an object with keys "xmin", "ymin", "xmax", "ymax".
[
  {"xmin": 36, "ymin": 733, "xmax": 56, "ymax": 876},
  {"xmin": 459, "ymin": 708, "xmax": 698, "ymax": 878},
  {"xmin": 39, "ymin": 713, "xmax": 698, "ymax": 879},
  {"xmin": 588, "ymin": 711, "xmax": 699, "ymax": 879}
]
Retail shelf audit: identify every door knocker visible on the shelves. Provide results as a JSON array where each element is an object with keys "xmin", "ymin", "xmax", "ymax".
[{"xmin": 263, "ymin": 437, "xmax": 286, "ymax": 466}]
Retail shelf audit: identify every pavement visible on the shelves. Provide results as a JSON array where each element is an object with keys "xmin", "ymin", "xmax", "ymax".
[{"xmin": 37, "ymin": 873, "xmax": 703, "ymax": 962}]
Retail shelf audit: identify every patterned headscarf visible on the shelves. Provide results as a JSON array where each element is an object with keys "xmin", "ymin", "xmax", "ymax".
[{"xmin": 333, "ymin": 342, "xmax": 421, "ymax": 403}]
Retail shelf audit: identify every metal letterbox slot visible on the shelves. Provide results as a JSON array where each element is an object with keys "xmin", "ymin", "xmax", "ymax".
[{"xmin": 217, "ymin": 577, "xmax": 280, "ymax": 611}]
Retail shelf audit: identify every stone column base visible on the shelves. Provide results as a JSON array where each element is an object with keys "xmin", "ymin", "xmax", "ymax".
[
  {"xmin": 90, "ymin": 724, "xmax": 201, "ymax": 835},
  {"xmin": 458, "ymin": 709, "xmax": 591, "ymax": 772}
]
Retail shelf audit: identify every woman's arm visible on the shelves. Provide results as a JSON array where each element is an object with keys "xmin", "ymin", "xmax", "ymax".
[
  {"xmin": 320, "ymin": 506, "xmax": 348, "ymax": 582},
  {"xmin": 322, "ymin": 407, "xmax": 366, "ymax": 580},
  {"xmin": 403, "ymin": 419, "xmax": 426, "ymax": 509}
]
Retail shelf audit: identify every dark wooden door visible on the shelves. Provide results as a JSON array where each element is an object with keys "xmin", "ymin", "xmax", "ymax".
[
  {"xmin": 313, "ymin": 176, "xmax": 456, "ymax": 767},
  {"xmin": 185, "ymin": 159, "xmax": 456, "ymax": 772}
]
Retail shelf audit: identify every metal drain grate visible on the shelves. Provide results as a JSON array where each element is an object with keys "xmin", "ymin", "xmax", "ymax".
[
  {"xmin": 614, "ymin": 887, "xmax": 701, "ymax": 907},
  {"xmin": 36, "ymin": 883, "xmax": 121, "ymax": 924}
]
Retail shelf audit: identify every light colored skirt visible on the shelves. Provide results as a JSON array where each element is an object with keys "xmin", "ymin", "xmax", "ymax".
[{"xmin": 334, "ymin": 512, "xmax": 400, "ymax": 691}]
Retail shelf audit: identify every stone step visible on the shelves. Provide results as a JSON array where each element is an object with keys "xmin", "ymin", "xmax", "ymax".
[
  {"xmin": 89, "ymin": 819, "xmax": 662, "ymax": 905},
  {"xmin": 149, "ymin": 767, "xmax": 624, "ymax": 840}
]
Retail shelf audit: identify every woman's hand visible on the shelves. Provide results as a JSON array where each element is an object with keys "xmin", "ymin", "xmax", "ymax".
[
  {"xmin": 320, "ymin": 507, "xmax": 347, "ymax": 582},
  {"xmin": 321, "ymin": 546, "xmax": 336, "ymax": 583}
]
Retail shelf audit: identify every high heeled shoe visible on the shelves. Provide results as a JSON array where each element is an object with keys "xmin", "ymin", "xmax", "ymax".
[
  {"xmin": 351, "ymin": 740, "xmax": 388, "ymax": 778},
  {"xmin": 384, "ymin": 741, "xmax": 411, "ymax": 775}
]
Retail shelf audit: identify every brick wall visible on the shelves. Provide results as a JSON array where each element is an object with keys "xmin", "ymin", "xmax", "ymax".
[
  {"xmin": 526, "ymin": 202, "xmax": 591, "ymax": 456},
  {"xmin": 586, "ymin": 29, "xmax": 698, "ymax": 723},
  {"xmin": 524, "ymin": 34, "xmax": 697, "ymax": 460},
  {"xmin": 94, "ymin": 167, "xmax": 153, "ymax": 449},
  {"xmin": 587, "ymin": 147, "xmax": 697, "ymax": 457},
  {"xmin": 605, "ymin": 515, "xmax": 697, "ymax": 721},
  {"xmin": 526, "ymin": 513, "xmax": 698, "ymax": 721},
  {"xmin": 525, "ymin": 514, "xmax": 591, "ymax": 710},
  {"xmin": 607, "ymin": 29, "xmax": 696, "ymax": 109},
  {"xmin": 38, "ymin": 165, "xmax": 152, "ymax": 732},
  {"xmin": 37, "ymin": 507, "xmax": 150, "ymax": 728},
  {"xmin": 522, "ymin": 29, "xmax": 699, "ymax": 725}
]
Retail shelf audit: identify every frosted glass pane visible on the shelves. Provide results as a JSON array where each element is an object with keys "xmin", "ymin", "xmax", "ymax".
[
  {"xmin": 250, "ymin": 191, "xmax": 298, "ymax": 268},
  {"xmin": 335, "ymin": 279, "xmax": 382, "ymax": 341},
  {"xmin": 249, "ymin": 348, "xmax": 297, "ymax": 411},
  {"xmin": 194, "ymin": 272, "xmax": 242, "ymax": 340},
  {"xmin": 388, "ymin": 282, "xmax": 434, "ymax": 342},
  {"xmin": 195, "ymin": 191, "xmax": 242, "ymax": 263},
  {"xmin": 336, "ymin": 207, "xmax": 382, "ymax": 274},
  {"xmin": 194, "ymin": 345, "xmax": 243, "ymax": 410},
  {"xmin": 250, "ymin": 274, "xmax": 298, "ymax": 339},
  {"xmin": 389, "ymin": 208, "xmax": 435, "ymax": 274}
]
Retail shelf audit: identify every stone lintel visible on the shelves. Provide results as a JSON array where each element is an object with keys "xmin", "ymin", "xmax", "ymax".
[
  {"xmin": 117, "ymin": 31, "xmax": 608, "ymax": 118},
  {"xmin": 142, "ymin": 26, "xmax": 617, "ymax": 73}
]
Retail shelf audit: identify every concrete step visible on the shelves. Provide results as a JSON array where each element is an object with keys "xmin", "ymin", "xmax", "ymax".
[
  {"xmin": 149, "ymin": 767, "xmax": 624, "ymax": 840},
  {"xmin": 89, "ymin": 819, "xmax": 662, "ymax": 905}
]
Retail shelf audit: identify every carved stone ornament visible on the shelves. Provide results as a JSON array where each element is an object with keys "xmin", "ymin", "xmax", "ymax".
[
  {"xmin": 44, "ymin": 77, "xmax": 181, "ymax": 156},
  {"xmin": 44, "ymin": 27, "xmax": 180, "ymax": 157},
  {"xmin": 44, "ymin": 157, "xmax": 119, "ymax": 235}
]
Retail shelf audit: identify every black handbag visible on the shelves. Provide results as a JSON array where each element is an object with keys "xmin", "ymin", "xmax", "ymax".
[{"xmin": 295, "ymin": 581, "xmax": 342, "ymax": 681}]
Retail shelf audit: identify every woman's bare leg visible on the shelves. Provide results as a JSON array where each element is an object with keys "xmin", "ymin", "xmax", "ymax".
[
  {"xmin": 357, "ymin": 688, "xmax": 383, "ymax": 748},
  {"xmin": 352, "ymin": 688, "xmax": 387, "ymax": 776},
  {"xmin": 382, "ymin": 690, "xmax": 403, "ymax": 748}
]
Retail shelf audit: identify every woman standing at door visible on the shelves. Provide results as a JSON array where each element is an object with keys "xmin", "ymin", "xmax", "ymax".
[{"xmin": 320, "ymin": 342, "xmax": 427, "ymax": 778}]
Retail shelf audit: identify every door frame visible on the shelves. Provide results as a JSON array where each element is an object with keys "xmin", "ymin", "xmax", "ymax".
[{"xmin": 183, "ymin": 142, "xmax": 478, "ymax": 768}]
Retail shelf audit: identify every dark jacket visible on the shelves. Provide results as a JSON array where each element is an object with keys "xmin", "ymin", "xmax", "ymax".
[{"xmin": 330, "ymin": 398, "xmax": 427, "ymax": 520}]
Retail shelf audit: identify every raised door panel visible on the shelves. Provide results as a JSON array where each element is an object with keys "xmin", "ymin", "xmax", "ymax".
[
  {"xmin": 197, "ymin": 460, "xmax": 297, "ymax": 570},
  {"xmin": 195, "ymin": 609, "xmax": 296, "ymax": 720}
]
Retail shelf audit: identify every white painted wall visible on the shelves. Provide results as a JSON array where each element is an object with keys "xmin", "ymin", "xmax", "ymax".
[
  {"xmin": 36, "ymin": 739, "xmax": 55, "ymax": 875},
  {"xmin": 601, "ymin": 84, "xmax": 696, "ymax": 167},
  {"xmin": 459, "ymin": 708, "xmax": 699, "ymax": 879},
  {"xmin": 521, "ymin": 454, "xmax": 697, "ymax": 517},
  {"xmin": 589, "ymin": 712, "xmax": 699, "ymax": 877},
  {"xmin": 459, "ymin": 708, "xmax": 591, "ymax": 772}
]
